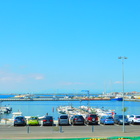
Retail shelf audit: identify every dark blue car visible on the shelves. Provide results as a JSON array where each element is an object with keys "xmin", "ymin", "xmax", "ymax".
[{"xmin": 14, "ymin": 116, "xmax": 26, "ymax": 126}]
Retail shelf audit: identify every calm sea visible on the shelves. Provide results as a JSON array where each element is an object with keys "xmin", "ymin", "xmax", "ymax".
[{"xmin": 1, "ymin": 99, "xmax": 140, "ymax": 120}]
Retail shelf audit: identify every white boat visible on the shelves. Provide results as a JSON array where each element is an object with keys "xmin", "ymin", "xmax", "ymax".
[
  {"xmin": 95, "ymin": 108, "xmax": 115, "ymax": 117},
  {"xmin": 0, "ymin": 106, "xmax": 12, "ymax": 114},
  {"xmin": 12, "ymin": 111, "xmax": 23, "ymax": 119},
  {"xmin": 57, "ymin": 106, "xmax": 74, "ymax": 114}
]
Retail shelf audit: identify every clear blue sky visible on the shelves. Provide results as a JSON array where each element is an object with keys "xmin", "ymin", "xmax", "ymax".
[{"xmin": 0, "ymin": 0, "xmax": 140, "ymax": 94}]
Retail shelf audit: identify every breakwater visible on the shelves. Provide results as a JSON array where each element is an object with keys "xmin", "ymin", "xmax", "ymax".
[{"xmin": 0, "ymin": 98, "xmax": 110, "ymax": 101}]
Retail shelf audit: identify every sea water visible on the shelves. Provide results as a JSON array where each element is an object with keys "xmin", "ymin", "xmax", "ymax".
[{"xmin": 1, "ymin": 100, "xmax": 140, "ymax": 120}]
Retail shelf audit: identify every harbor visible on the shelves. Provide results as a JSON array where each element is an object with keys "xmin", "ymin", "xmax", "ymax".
[
  {"xmin": 0, "ymin": 92, "xmax": 140, "ymax": 124},
  {"xmin": 0, "ymin": 94, "xmax": 140, "ymax": 139},
  {"xmin": 0, "ymin": 99, "xmax": 138, "ymax": 121}
]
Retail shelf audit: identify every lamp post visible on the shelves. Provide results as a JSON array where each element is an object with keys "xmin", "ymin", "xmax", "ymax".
[{"xmin": 118, "ymin": 56, "xmax": 127, "ymax": 133}]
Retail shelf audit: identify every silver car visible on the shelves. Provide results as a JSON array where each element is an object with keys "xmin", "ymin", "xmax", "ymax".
[
  {"xmin": 58, "ymin": 114, "xmax": 69, "ymax": 125},
  {"xmin": 114, "ymin": 115, "xmax": 129, "ymax": 125}
]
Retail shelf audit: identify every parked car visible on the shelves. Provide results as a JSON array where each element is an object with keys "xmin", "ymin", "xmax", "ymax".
[
  {"xmin": 58, "ymin": 114, "xmax": 69, "ymax": 125},
  {"xmin": 14, "ymin": 116, "xmax": 26, "ymax": 126},
  {"xmin": 100, "ymin": 116, "xmax": 114, "ymax": 125},
  {"xmin": 70, "ymin": 115, "xmax": 85, "ymax": 125},
  {"xmin": 85, "ymin": 114, "xmax": 98, "ymax": 125},
  {"xmin": 28, "ymin": 116, "xmax": 39, "ymax": 126},
  {"xmin": 42, "ymin": 116, "xmax": 54, "ymax": 126},
  {"xmin": 128, "ymin": 115, "xmax": 140, "ymax": 124},
  {"xmin": 114, "ymin": 115, "xmax": 129, "ymax": 125}
]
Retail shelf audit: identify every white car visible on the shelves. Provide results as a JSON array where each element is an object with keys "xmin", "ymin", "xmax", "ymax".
[{"xmin": 128, "ymin": 115, "xmax": 140, "ymax": 124}]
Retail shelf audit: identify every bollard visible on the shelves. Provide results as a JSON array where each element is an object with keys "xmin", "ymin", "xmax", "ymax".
[
  {"xmin": 92, "ymin": 125, "xmax": 94, "ymax": 132},
  {"xmin": 59, "ymin": 125, "xmax": 62, "ymax": 133},
  {"xmin": 27, "ymin": 125, "xmax": 30, "ymax": 133}
]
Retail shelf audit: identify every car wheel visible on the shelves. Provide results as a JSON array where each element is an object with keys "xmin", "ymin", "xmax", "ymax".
[
  {"xmin": 118, "ymin": 121, "xmax": 121, "ymax": 125},
  {"xmin": 132, "ymin": 120, "xmax": 135, "ymax": 125}
]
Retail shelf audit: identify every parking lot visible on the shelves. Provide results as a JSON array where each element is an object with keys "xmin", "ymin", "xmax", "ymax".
[{"xmin": 0, "ymin": 124, "xmax": 140, "ymax": 139}]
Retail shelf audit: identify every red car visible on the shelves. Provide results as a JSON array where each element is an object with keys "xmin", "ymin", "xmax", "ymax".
[{"xmin": 85, "ymin": 114, "xmax": 98, "ymax": 125}]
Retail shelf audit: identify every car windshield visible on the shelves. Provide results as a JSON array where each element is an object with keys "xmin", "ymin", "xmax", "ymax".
[
  {"xmin": 46, "ymin": 116, "xmax": 53, "ymax": 119},
  {"xmin": 60, "ymin": 116, "xmax": 68, "ymax": 119},
  {"xmin": 136, "ymin": 116, "xmax": 140, "ymax": 118},
  {"xmin": 76, "ymin": 116, "xmax": 83, "ymax": 119},
  {"xmin": 90, "ymin": 115, "xmax": 97, "ymax": 118},
  {"xmin": 106, "ymin": 116, "xmax": 113, "ymax": 119},
  {"xmin": 16, "ymin": 117, "xmax": 24, "ymax": 119},
  {"xmin": 30, "ymin": 117, "xmax": 37, "ymax": 120}
]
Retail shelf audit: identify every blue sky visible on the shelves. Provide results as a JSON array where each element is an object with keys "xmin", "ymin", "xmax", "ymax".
[{"xmin": 0, "ymin": 0, "xmax": 140, "ymax": 94}]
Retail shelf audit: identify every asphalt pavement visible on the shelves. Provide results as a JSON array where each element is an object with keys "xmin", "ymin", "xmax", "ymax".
[{"xmin": 0, "ymin": 124, "xmax": 140, "ymax": 139}]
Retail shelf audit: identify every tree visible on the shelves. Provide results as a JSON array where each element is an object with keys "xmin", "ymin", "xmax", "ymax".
[{"xmin": 122, "ymin": 107, "xmax": 128, "ymax": 113}]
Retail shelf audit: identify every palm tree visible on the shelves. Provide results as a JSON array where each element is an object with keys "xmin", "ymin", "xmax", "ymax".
[{"xmin": 122, "ymin": 107, "xmax": 128, "ymax": 113}]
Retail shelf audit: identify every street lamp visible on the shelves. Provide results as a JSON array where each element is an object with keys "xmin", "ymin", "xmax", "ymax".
[{"xmin": 118, "ymin": 56, "xmax": 127, "ymax": 133}]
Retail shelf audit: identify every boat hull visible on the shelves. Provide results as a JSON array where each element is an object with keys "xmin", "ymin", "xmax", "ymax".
[{"xmin": 111, "ymin": 98, "xmax": 123, "ymax": 101}]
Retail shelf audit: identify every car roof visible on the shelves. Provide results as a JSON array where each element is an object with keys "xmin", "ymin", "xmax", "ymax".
[
  {"xmin": 59, "ymin": 114, "xmax": 68, "ymax": 116},
  {"xmin": 44, "ymin": 116, "xmax": 53, "ymax": 118},
  {"xmin": 30, "ymin": 116, "xmax": 38, "ymax": 118},
  {"xmin": 74, "ymin": 115, "xmax": 83, "ymax": 117},
  {"xmin": 101, "ymin": 115, "xmax": 112, "ymax": 117},
  {"xmin": 15, "ymin": 116, "xmax": 25, "ymax": 118}
]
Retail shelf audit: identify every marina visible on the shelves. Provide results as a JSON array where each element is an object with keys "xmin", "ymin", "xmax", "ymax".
[
  {"xmin": 0, "ymin": 95, "xmax": 140, "ymax": 140},
  {"xmin": 0, "ymin": 99, "xmax": 140, "ymax": 120},
  {"xmin": 0, "ymin": 93, "xmax": 140, "ymax": 122}
]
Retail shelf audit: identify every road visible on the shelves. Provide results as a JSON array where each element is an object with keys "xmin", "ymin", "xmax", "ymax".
[{"xmin": 0, "ymin": 124, "xmax": 140, "ymax": 139}]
